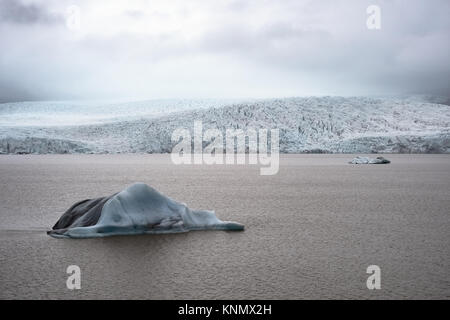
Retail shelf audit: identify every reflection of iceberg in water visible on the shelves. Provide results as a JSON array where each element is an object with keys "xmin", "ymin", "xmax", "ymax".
[{"xmin": 48, "ymin": 183, "xmax": 244, "ymax": 238}]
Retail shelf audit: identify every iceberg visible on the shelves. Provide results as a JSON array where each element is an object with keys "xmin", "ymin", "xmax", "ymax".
[
  {"xmin": 48, "ymin": 183, "xmax": 244, "ymax": 238},
  {"xmin": 349, "ymin": 156, "xmax": 391, "ymax": 164}
]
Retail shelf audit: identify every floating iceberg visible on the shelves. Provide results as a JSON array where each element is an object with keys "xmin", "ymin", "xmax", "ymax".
[
  {"xmin": 349, "ymin": 156, "xmax": 391, "ymax": 164},
  {"xmin": 48, "ymin": 183, "xmax": 244, "ymax": 238}
]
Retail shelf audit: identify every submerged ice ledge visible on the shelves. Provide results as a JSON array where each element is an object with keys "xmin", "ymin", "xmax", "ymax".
[{"xmin": 48, "ymin": 183, "xmax": 244, "ymax": 239}]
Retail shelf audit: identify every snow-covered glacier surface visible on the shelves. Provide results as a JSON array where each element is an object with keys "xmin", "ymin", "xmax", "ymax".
[{"xmin": 1, "ymin": 96, "xmax": 449, "ymax": 154}]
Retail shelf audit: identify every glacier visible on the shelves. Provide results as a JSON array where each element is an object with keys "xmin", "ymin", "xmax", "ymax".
[
  {"xmin": 1, "ymin": 96, "xmax": 449, "ymax": 154},
  {"xmin": 48, "ymin": 183, "xmax": 244, "ymax": 238}
]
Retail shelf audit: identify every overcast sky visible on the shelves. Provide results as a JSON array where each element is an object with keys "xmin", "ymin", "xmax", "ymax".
[{"xmin": 0, "ymin": 0, "xmax": 449, "ymax": 102}]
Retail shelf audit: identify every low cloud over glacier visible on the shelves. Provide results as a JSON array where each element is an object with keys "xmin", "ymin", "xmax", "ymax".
[{"xmin": 0, "ymin": 0, "xmax": 449, "ymax": 102}]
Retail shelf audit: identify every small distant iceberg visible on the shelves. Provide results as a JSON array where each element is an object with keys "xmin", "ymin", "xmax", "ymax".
[
  {"xmin": 48, "ymin": 183, "xmax": 244, "ymax": 238},
  {"xmin": 349, "ymin": 156, "xmax": 391, "ymax": 164}
]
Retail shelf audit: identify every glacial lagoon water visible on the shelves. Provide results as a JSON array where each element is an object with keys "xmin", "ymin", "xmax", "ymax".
[{"xmin": 0, "ymin": 154, "xmax": 449, "ymax": 299}]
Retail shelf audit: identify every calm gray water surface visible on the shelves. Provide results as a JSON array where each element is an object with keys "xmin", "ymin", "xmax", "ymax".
[{"xmin": 0, "ymin": 154, "xmax": 449, "ymax": 299}]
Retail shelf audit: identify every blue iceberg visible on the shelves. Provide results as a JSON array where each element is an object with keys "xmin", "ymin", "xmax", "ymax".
[{"xmin": 48, "ymin": 183, "xmax": 244, "ymax": 238}]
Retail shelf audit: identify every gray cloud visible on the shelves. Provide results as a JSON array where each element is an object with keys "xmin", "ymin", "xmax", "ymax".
[
  {"xmin": 0, "ymin": 0, "xmax": 449, "ymax": 101},
  {"xmin": 0, "ymin": 0, "xmax": 62, "ymax": 25},
  {"xmin": 0, "ymin": 79, "xmax": 34, "ymax": 103}
]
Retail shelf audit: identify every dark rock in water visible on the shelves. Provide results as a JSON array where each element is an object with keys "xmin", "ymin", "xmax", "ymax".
[
  {"xmin": 48, "ymin": 183, "xmax": 244, "ymax": 239},
  {"xmin": 349, "ymin": 156, "xmax": 391, "ymax": 164}
]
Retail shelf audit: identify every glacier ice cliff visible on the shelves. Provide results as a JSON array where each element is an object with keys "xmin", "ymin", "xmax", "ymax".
[
  {"xmin": 1, "ymin": 96, "xmax": 449, "ymax": 154},
  {"xmin": 48, "ymin": 183, "xmax": 244, "ymax": 238}
]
